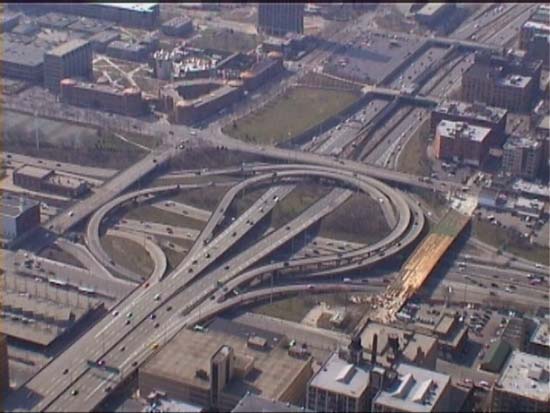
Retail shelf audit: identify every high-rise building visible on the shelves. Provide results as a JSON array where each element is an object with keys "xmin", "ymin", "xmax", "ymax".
[
  {"xmin": 257, "ymin": 3, "xmax": 304, "ymax": 37},
  {"xmin": 44, "ymin": 39, "xmax": 93, "ymax": 93}
]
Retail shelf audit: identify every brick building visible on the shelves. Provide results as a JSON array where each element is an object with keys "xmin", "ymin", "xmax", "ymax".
[
  {"xmin": 60, "ymin": 78, "xmax": 148, "ymax": 117},
  {"xmin": 461, "ymin": 52, "xmax": 542, "ymax": 113},
  {"xmin": 13, "ymin": 164, "xmax": 90, "ymax": 198},
  {"xmin": 434, "ymin": 120, "xmax": 493, "ymax": 166}
]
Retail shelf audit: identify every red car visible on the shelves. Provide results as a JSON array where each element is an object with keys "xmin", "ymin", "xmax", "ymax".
[{"xmin": 144, "ymin": 282, "xmax": 150, "ymax": 288}]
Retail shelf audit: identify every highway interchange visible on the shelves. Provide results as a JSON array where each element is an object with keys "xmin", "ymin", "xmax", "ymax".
[{"xmin": 4, "ymin": 3, "xmax": 549, "ymax": 412}]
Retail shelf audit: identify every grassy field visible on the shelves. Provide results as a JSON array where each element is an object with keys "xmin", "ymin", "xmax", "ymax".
[
  {"xmin": 472, "ymin": 219, "xmax": 550, "ymax": 266},
  {"xmin": 223, "ymin": 86, "xmax": 361, "ymax": 145},
  {"xmin": 172, "ymin": 186, "xmax": 229, "ymax": 211},
  {"xmin": 3, "ymin": 111, "xmax": 146, "ymax": 169},
  {"xmin": 396, "ymin": 119, "xmax": 431, "ymax": 176},
  {"xmin": 190, "ymin": 28, "xmax": 259, "ymax": 53},
  {"xmin": 170, "ymin": 148, "xmax": 263, "ymax": 171},
  {"xmin": 40, "ymin": 245, "xmax": 85, "ymax": 269},
  {"xmin": 125, "ymin": 205, "xmax": 205, "ymax": 230},
  {"xmin": 101, "ymin": 235, "xmax": 154, "ymax": 277},
  {"xmin": 319, "ymin": 192, "xmax": 392, "ymax": 244}
]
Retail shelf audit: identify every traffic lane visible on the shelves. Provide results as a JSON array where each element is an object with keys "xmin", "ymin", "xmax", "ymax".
[{"xmin": 116, "ymin": 220, "xmax": 200, "ymax": 241}]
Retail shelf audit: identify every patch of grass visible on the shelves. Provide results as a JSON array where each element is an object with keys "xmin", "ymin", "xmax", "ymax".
[
  {"xmin": 271, "ymin": 183, "xmax": 332, "ymax": 229},
  {"xmin": 124, "ymin": 204, "xmax": 205, "ymax": 231},
  {"xmin": 190, "ymin": 28, "xmax": 259, "ymax": 53},
  {"xmin": 101, "ymin": 235, "xmax": 154, "ymax": 277},
  {"xmin": 397, "ymin": 119, "xmax": 431, "ymax": 176},
  {"xmin": 172, "ymin": 186, "xmax": 229, "ymax": 211},
  {"xmin": 223, "ymin": 86, "xmax": 361, "ymax": 145},
  {"xmin": 319, "ymin": 192, "xmax": 392, "ymax": 244},
  {"xmin": 169, "ymin": 148, "xmax": 264, "ymax": 171},
  {"xmin": 40, "ymin": 245, "xmax": 85, "ymax": 269},
  {"xmin": 472, "ymin": 219, "xmax": 550, "ymax": 266}
]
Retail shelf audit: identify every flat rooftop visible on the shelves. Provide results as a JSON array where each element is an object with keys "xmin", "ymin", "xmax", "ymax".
[
  {"xmin": 530, "ymin": 322, "xmax": 550, "ymax": 349},
  {"xmin": 437, "ymin": 120, "xmax": 492, "ymax": 142},
  {"xmin": 232, "ymin": 394, "xmax": 309, "ymax": 412},
  {"xmin": 99, "ymin": 3, "xmax": 158, "ymax": 13},
  {"xmin": 0, "ymin": 194, "xmax": 39, "ymax": 219},
  {"xmin": 435, "ymin": 101, "xmax": 507, "ymax": 123},
  {"xmin": 373, "ymin": 362, "xmax": 451, "ymax": 412},
  {"xmin": 15, "ymin": 164, "xmax": 53, "ymax": 180},
  {"xmin": 503, "ymin": 136, "xmax": 541, "ymax": 150},
  {"xmin": 309, "ymin": 352, "xmax": 370, "ymax": 398},
  {"xmin": 512, "ymin": 179, "xmax": 550, "ymax": 198},
  {"xmin": 416, "ymin": 3, "xmax": 448, "ymax": 17},
  {"xmin": 2, "ymin": 41, "xmax": 44, "ymax": 67},
  {"xmin": 497, "ymin": 351, "xmax": 550, "ymax": 402},
  {"xmin": 141, "ymin": 321, "xmax": 309, "ymax": 401},
  {"xmin": 46, "ymin": 38, "xmax": 90, "ymax": 57},
  {"xmin": 498, "ymin": 74, "xmax": 531, "ymax": 88},
  {"xmin": 46, "ymin": 173, "xmax": 87, "ymax": 189}
]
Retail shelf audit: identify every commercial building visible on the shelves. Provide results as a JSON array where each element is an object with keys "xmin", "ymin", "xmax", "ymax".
[
  {"xmin": 0, "ymin": 194, "xmax": 40, "ymax": 241},
  {"xmin": 232, "ymin": 394, "xmax": 309, "ymax": 412},
  {"xmin": 257, "ymin": 3, "xmax": 304, "ymax": 37},
  {"xmin": 1, "ymin": 12, "xmax": 21, "ymax": 32},
  {"xmin": 1, "ymin": 42, "xmax": 44, "ymax": 82},
  {"xmin": 480, "ymin": 339, "xmax": 512, "ymax": 373},
  {"xmin": 44, "ymin": 39, "xmax": 93, "ymax": 93},
  {"xmin": 162, "ymin": 79, "xmax": 244, "ymax": 125},
  {"xmin": 491, "ymin": 351, "xmax": 550, "ymax": 412},
  {"xmin": 0, "ymin": 334, "xmax": 9, "ymax": 398},
  {"xmin": 434, "ymin": 120, "xmax": 493, "ymax": 166},
  {"xmin": 13, "ymin": 164, "xmax": 90, "ymax": 198},
  {"xmin": 501, "ymin": 317, "xmax": 529, "ymax": 351},
  {"xmin": 520, "ymin": 5, "xmax": 550, "ymax": 68},
  {"xmin": 60, "ymin": 78, "xmax": 148, "ymax": 117},
  {"xmin": 306, "ymin": 351, "xmax": 379, "ymax": 413},
  {"xmin": 502, "ymin": 136, "xmax": 543, "ymax": 180},
  {"xmin": 161, "ymin": 16, "xmax": 193, "ymax": 37},
  {"xmin": 415, "ymin": 3, "xmax": 456, "ymax": 27},
  {"xmin": 139, "ymin": 319, "xmax": 312, "ymax": 412},
  {"xmin": 513, "ymin": 197, "xmax": 545, "ymax": 219},
  {"xmin": 430, "ymin": 101, "xmax": 507, "ymax": 142},
  {"xmin": 511, "ymin": 179, "xmax": 550, "ymax": 201},
  {"xmin": 528, "ymin": 322, "xmax": 550, "ymax": 358},
  {"xmin": 87, "ymin": 30, "xmax": 120, "ymax": 53},
  {"xmin": 360, "ymin": 321, "xmax": 438, "ymax": 370},
  {"xmin": 240, "ymin": 54, "xmax": 285, "ymax": 91},
  {"xmin": 461, "ymin": 52, "xmax": 542, "ymax": 113},
  {"xmin": 427, "ymin": 313, "xmax": 468, "ymax": 360},
  {"xmin": 371, "ymin": 362, "xmax": 452, "ymax": 412},
  {"xmin": 105, "ymin": 40, "xmax": 150, "ymax": 62}
]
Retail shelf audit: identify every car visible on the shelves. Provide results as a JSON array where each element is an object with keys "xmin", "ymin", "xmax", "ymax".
[
  {"xmin": 71, "ymin": 389, "xmax": 79, "ymax": 396},
  {"xmin": 154, "ymin": 293, "xmax": 161, "ymax": 301},
  {"xmin": 132, "ymin": 361, "xmax": 138, "ymax": 367},
  {"xmin": 125, "ymin": 319, "xmax": 131, "ymax": 325},
  {"xmin": 98, "ymin": 360, "xmax": 105, "ymax": 366},
  {"xmin": 154, "ymin": 322, "xmax": 160, "ymax": 328},
  {"xmin": 68, "ymin": 211, "xmax": 74, "ymax": 217},
  {"xmin": 151, "ymin": 343, "xmax": 160, "ymax": 350},
  {"xmin": 166, "ymin": 306, "xmax": 172, "ymax": 311},
  {"xmin": 104, "ymin": 386, "xmax": 112, "ymax": 393},
  {"xmin": 63, "ymin": 368, "xmax": 69, "ymax": 375},
  {"xmin": 127, "ymin": 312, "xmax": 133, "ymax": 319},
  {"xmin": 144, "ymin": 282, "xmax": 150, "ymax": 289},
  {"xmin": 120, "ymin": 346, "xmax": 126, "ymax": 352},
  {"xmin": 150, "ymin": 314, "xmax": 156, "ymax": 320}
]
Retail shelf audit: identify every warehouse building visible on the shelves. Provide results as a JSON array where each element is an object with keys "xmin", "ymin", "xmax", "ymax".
[
  {"xmin": 138, "ymin": 319, "xmax": 312, "ymax": 412},
  {"xmin": 13, "ymin": 164, "xmax": 90, "ymax": 198},
  {"xmin": 434, "ymin": 120, "xmax": 493, "ymax": 166},
  {"xmin": 60, "ymin": 78, "xmax": 148, "ymax": 117},
  {"xmin": 415, "ymin": 3, "xmax": 456, "ymax": 27},
  {"xmin": 0, "ymin": 194, "xmax": 40, "ymax": 241},
  {"xmin": 44, "ymin": 39, "xmax": 93, "ymax": 93},
  {"xmin": 491, "ymin": 351, "xmax": 550, "ymax": 412},
  {"xmin": 461, "ymin": 52, "xmax": 542, "ymax": 113}
]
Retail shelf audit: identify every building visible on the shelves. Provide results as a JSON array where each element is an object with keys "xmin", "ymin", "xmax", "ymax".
[
  {"xmin": 414, "ymin": 3, "xmax": 456, "ymax": 27},
  {"xmin": 139, "ymin": 319, "xmax": 312, "ymax": 412},
  {"xmin": 44, "ymin": 39, "xmax": 93, "ymax": 93},
  {"xmin": 257, "ymin": 3, "xmax": 304, "ymax": 37},
  {"xmin": 480, "ymin": 339, "xmax": 512, "ymax": 373},
  {"xmin": 511, "ymin": 179, "xmax": 550, "ymax": 201},
  {"xmin": 427, "ymin": 313, "xmax": 468, "ymax": 360},
  {"xmin": 12, "ymin": 3, "xmax": 160, "ymax": 29},
  {"xmin": 306, "ymin": 350, "xmax": 382, "ymax": 413},
  {"xmin": 88, "ymin": 30, "xmax": 120, "ymax": 53},
  {"xmin": 162, "ymin": 79, "xmax": 244, "ymax": 125},
  {"xmin": 502, "ymin": 136, "xmax": 543, "ymax": 180},
  {"xmin": 13, "ymin": 164, "xmax": 90, "ymax": 198},
  {"xmin": 232, "ymin": 394, "xmax": 309, "ymax": 412},
  {"xmin": 1, "ymin": 12, "xmax": 21, "ymax": 32},
  {"xmin": 513, "ymin": 197, "xmax": 545, "ymax": 219},
  {"xmin": 360, "ymin": 321, "xmax": 438, "ymax": 370},
  {"xmin": 60, "ymin": 78, "xmax": 148, "ymax": 117},
  {"xmin": 434, "ymin": 120, "xmax": 493, "ymax": 166},
  {"xmin": 430, "ymin": 101, "xmax": 507, "ymax": 142},
  {"xmin": 371, "ymin": 362, "xmax": 452, "ymax": 413},
  {"xmin": 1, "ymin": 42, "xmax": 44, "ymax": 82},
  {"xmin": 0, "ymin": 194, "xmax": 40, "ymax": 241},
  {"xmin": 240, "ymin": 54, "xmax": 284, "ymax": 91},
  {"xmin": 461, "ymin": 52, "xmax": 542, "ymax": 113},
  {"xmin": 501, "ymin": 317, "xmax": 529, "ymax": 351},
  {"xmin": 0, "ymin": 334, "xmax": 9, "ymax": 399},
  {"xmin": 520, "ymin": 5, "xmax": 550, "ymax": 68},
  {"xmin": 105, "ymin": 40, "xmax": 150, "ymax": 62},
  {"xmin": 161, "ymin": 16, "xmax": 193, "ymax": 37},
  {"xmin": 528, "ymin": 321, "xmax": 550, "ymax": 358},
  {"xmin": 491, "ymin": 351, "xmax": 550, "ymax": 412}
]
